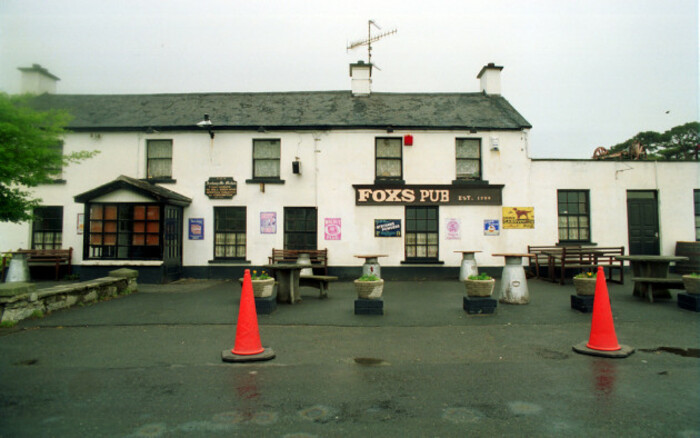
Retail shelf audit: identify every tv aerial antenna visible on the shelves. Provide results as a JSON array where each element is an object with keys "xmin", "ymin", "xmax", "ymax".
[{"xmin": 346, "ymin": 20, "xmax": 397, "ymax": 66}]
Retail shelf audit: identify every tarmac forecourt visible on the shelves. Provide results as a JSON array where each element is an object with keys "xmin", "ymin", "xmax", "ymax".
[{"xmin": 0, "ymin": 278, "xmax": 698, "ymax": 437}]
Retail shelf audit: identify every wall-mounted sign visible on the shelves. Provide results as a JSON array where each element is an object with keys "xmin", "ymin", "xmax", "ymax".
[
  {"xmin": 445, "ymin": 218, "xmax": 461, "ymax": 240},
  {"xmin": 324, "ymin": 218, "xmax": 342, "ymax": 240},
  {"xmin": 375, "ymin": 219, "xmax": 402, "ymax": 237},
  {"xmin": 77, "ymin": 213, "xmax": 84, "ymax": 235},
  {"xmin": 484, "ymin": 219, "xmax": 500, "ymax": 236},
  {"xmin": 353, "ymin": 184, "xmax": 503, "ymax": 206},
  {"xmin": 205, "ymin": 177, "xmax": 237, "ymax": 199},
  {"xmin": 189, "ymin": 218, "xmax": 204, "ymax": 240},
  {"xmin": 260, "ymin": 212, "xmax": 277, "ymax": 234},
  {"xmin": 502, "ymin": 207, "xmax": 535, "ymax": 229}
]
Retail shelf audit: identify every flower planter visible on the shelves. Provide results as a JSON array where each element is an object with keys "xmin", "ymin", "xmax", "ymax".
[
  {"xmin": 354, "ymin": 279, "xmax": 384, "ymax": 299},
  {"xmin": 251, "ymin": 278, "xmax": 275, "ymax": 298},
  {"xmin": 573, "ymin": 277, "xmax": 597, "ymax": 296},
  {"xmin": 463, "ymin": 279, "xmax": 495, "ymax": 297},
  {"xmin": 682, "ymin": 275, "xmax": 700, "ymax": 295}
]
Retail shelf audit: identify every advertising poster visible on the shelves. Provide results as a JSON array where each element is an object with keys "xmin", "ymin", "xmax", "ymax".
[
  {"xmin": 188, "ymin": 218, "xmax": 204, "ymax": 240},
  {"xmin": 260, "ymin": 212, "xmax": 277, "ymax": 234},
  {"xmin": 375, "ymin": 219, "xmax": 401, "ymax": 237},
  {"xmin": 324, "ymin": 218, "xmax": 342, "ymax": 240},
  {"xmin": 484, "ymin": 219, "xmax": 500, "ymax": 236},
  {"xmin": 502, "ymin": 207, "xmax": 535, "ymax": 229},
  {"xmin": 445, "ymin": 218, "xmax": 461, "ymax": 240}
]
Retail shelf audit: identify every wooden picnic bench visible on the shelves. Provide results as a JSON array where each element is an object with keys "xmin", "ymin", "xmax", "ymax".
[
  {"xmin": 527, "ymin": 245, "xmax": 580, "ymax": 279},
  {"xmin": 13, "ymin": 248, "xmax": 73, "ymax": 280},
  {"xmin": 268, "ymin": 249, "xmax": 338, "ymax": 298},
  {"xmin": 547, "ymin": 246, "xmax": 624, "ymax": 285}
]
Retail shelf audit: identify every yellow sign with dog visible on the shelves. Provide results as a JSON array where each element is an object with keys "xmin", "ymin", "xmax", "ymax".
[{"xmin": 502, "ymin": 207, "xmax": 535, "ymax": 229}]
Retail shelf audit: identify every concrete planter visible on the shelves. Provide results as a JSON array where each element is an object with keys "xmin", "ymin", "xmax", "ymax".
[
  {"xmin": 354, "ymin": 279, "xmax": 384, "ymax": 299},
  {"xmin": 573, "ymin": 277, "xmax": 597, "ymax": 296},
  {"xmin": 682, "ymin": 275, "xmax": 700, "ymax": 295},
  {"xmin": 251, "ymin": 278, "xmax": 275, "ymax": 298},
  {"xmin": 464, "ymin": 279, "xmax": 495, "ymax": 297}
]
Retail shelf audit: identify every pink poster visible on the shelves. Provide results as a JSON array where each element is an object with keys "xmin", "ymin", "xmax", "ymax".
[{"xmin": 324, "ymin": 218, "xmax": 341, "ymax": 240}]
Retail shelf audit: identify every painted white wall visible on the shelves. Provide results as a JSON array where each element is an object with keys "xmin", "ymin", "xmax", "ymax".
[{"xmin": 1, "ymin": 126, "xmax": 697, "ymax": 272}]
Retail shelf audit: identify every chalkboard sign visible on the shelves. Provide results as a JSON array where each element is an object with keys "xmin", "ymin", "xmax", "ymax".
[{"xmin": 205, "ymin": 177, "xmax": 237, "ymax": 199}]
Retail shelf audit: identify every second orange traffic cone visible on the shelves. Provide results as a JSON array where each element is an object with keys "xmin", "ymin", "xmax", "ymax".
[
  {"xmin": 573, "ymin": 267, "xmax": 634, "ymax": 358},
  {"xmin": 222, "ymin": 269, "xmax": 275, "ymax": 362}
]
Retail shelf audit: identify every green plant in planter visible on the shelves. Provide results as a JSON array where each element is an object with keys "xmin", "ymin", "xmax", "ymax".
[
  {"xmin": 687, "ymin": 273, "xmax": 700, "ymax": 278},
  {"xmin": 251, "ymin": 270, "xmax": 271, "ymax": 280},
  {"xmin": 357, "ymin": 274, "xmax": 381, "ymax": 281},
  {"xmin": 574, "ymin": 271, "xmax": 595, "ymax": 279},
  {"xmin": 467, "ymin": 273, "xmax": 492, "ymax": 281}
]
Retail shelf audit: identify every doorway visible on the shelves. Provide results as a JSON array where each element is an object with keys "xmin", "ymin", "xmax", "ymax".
[{"xmin": 626, "ymin": 191, "xmax": 659, "ymax": 255}]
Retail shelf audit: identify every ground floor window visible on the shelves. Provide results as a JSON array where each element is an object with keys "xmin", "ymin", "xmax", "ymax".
[
  {"xmin": 86, "ymin": 203, "xmax": 161, "ymax": 259},
  {"xmin": 405, "ymin": 206, "xmax": 439, "ymax": 261},
  {"xmin": 214, "ymin": 207, "xmax": 246, "ymax": 259},
  {"xmin": 32, "ymin": 206, "xmax": 63, "ymax": 249},
  {"xmin": 284, "ymin": 207, "xmax": 317, "ymax": 250},
  {"xmin": 557, "ymin": 190, "xmax": 590, "ymax": 243}
]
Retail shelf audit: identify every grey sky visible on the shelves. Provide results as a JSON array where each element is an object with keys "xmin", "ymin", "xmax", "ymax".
[{"xmin": 1, "ymin": 0, "xmax": 697, "ymax": 158}]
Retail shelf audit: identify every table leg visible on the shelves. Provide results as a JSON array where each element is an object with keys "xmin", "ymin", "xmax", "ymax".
[
  {"xmin": 276, "ymin": 270, "xmax": 292, "ymax": 303},
  {"xmin": 499, "ymin": 256, "xmax": 530, "ymax": 304}
]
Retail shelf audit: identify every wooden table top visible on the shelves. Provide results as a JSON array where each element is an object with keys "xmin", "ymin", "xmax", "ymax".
[
  {"xmin": 492, "ymin": 253, "xmax": 534, "ymax": 258},
  {"xmin": 454, "ymin": 250, "xmax": 482, "ymax": 254},
  {"xmin": 354, "ymin": 254, "xmax": 388, "ymax": 259},
  {"xmin": 615, "ymin": 255, "xmax": 688, "ymax": 262}
]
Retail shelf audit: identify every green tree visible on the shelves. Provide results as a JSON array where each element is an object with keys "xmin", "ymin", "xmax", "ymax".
[
  {"xmin": 606, "ymin": 122, "xmax": 699, "ymax": 160},
  {"xmin": 0, "ymin": 93, "xmax": 96, "ymax": 223}
]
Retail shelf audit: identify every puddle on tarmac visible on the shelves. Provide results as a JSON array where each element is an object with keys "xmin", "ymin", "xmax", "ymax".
[
  {"xmin": 354, "ymin": 357, "xmax": 387, "ymax": 366},
  {"xmin": 13, "ymin": 358, "xmax": 38, "ymax": 366},
  {"xmin": 639, "ymin": 347, "xmax": 700, "ymax": 358}
]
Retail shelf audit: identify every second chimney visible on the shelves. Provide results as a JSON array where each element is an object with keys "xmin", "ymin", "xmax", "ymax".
[
  {"xmin": 477, "ymin": 63, "xmax": 503, "ymax": 95},
  {"xmin": 350, "ymin": 61, "xmax": 372, "ymax": 96}
]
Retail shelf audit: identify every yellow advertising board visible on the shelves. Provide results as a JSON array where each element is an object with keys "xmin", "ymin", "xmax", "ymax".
[{"xmin": 502, "ymin": 207, "xmax": 535, "ymax": 229}]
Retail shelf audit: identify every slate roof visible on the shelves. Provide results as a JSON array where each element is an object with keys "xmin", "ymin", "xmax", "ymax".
[
  {"xmin": 29, "ymin": 91, "xmax": 531, "ymax": 131},
  {"xmin": 74, "ymin": 175, "xmax": 192, "ymax": 206}
]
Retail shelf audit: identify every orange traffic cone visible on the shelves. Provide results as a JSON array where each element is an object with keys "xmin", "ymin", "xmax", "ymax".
[
  {"xmin": 573, "ymin": 267, "xmax": 634, "ymax": 358},
  {"xmin": 222, "ymin": 269, "xmax": 275, "ymax": 362}
]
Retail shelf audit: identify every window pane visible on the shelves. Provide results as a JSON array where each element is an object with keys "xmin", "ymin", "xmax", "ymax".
[
  {"xmin": 255, "ymin": 160, "xmax": 280, "ymax": 178},
  {"xmin": 147, "ymin": 140, "xmax": 172, "ymax": 158},
  {"xmin": 376, "ymin": 139, "xmax": 401, "ymax": 157},
  {"xmin": 253, "ymin": 140, "xmax": 280, "ymax": 158},
  {"xmin": 456, "ymin": 160, "xmax": 480, "ymax": 179},
  {"xmin": 456, "ymin": 139, "xmax": 480, "ymax": 158},
  {"xmin": 105, "ymin": 206, "xmax": 117, "ymax": 220},
  {"xmin": 377, "ymin": 159, "xmax": 401, "ymax": 177}
]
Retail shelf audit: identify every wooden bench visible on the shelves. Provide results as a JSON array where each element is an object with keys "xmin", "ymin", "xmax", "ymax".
[
  {"xmin": 630, "ymin": 277, "xmax": 684, "ymax": 303},
  {"xmin": 527, "ymin": 245, "xmax": 580, "ymax": 279},
  {"xmin": 553, "ymin": 246, "xmax": 624, "ymax": 285},
  {"xmin": 268, "ymin": 249, "xmax": 338, "ymax": 298},
  {"xmin": 14, "ymin": 248, "xmax": 73, "ymax": 280}
]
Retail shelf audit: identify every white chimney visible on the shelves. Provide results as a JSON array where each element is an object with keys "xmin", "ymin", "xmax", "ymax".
[
  {"xmin": 350, "ymin": 61, "xmax": 372, "ymax": 96},
  {"xmin": 477, "ymin": 63, "xmax": 503, "ymax": 95},
  {"xmin": 17, "ymin": 64, "xmax": 60, "ymax": 94}
]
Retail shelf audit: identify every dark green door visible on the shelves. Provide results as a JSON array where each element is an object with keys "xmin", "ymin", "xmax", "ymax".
[
  {"xmin": 627, "ymin": 191, "xmax": 659, "ymax": 255},
  {"xmin": 284, "ymin": 207, "xmax": 317, "ymax": 250}
]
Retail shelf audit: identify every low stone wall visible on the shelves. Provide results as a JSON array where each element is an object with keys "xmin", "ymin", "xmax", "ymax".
[{"xmin": 0, "ymin": 268, "xmax": 138, "ymax": 324}]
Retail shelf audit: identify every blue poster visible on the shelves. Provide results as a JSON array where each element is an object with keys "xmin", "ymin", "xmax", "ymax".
[
  {"xmin": 375, "ymin": 219, "xmax": 401, "ymax": 237},
  {"xmin": 484, "ymin": 219, "xmax": 500, "ymax": 236},
  {"xmin": 189, "ymin": 218, "xmax": 204, "ymax": 240}
]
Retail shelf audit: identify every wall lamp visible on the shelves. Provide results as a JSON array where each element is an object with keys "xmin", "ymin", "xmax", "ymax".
[{"xmin": 197, "ymin": 114, "xmax": 215, "ymax": 138}]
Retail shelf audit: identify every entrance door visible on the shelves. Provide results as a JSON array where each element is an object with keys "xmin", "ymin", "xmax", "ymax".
[
  {"xmin": 284, "ymin": 207, "xmax": 317, "ymax": 250},
  {"xmin": 626, "ymin": 191, "xmax": 659, "ymax": 255},
  {"xmin": 162, "ymin": 205, "xmax": 183, "ymax": 282}
]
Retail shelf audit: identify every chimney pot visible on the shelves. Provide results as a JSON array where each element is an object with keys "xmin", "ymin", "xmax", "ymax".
[
  {"xmin": 349, "ymin": 61, "xmax": 373, "ymax": 96},
  {"xmin": 17, "ymin": 64, "xmax": 60, "ymax": 94},
  {"xmin": 477, "ymin": 63, "xmax": 503, "ymax": 95}
]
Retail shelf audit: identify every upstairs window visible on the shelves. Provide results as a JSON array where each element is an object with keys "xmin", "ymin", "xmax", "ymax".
[
  {"xmin": 32, "ymin": 206, "xmax": 63, "ymax": 249},
  {"xmin": 455, "ymin": 138, "xmax": 481, "ymax": 181},
  {"xmin": 147, "ymin": 140, "xmax": 173, "ymax": 180},
  {"xmin": 558, "ymin": 190, "xmax": 590, "ymax": 243},
  {"xmin": 253, "ymin": 139, "xmax": 281, "ymax": 180},
  {"xmin": 375, "ymin": 138, "xmax": 403, "ymax": 183}
]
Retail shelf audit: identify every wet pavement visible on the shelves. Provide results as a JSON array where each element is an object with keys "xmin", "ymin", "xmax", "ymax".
[{"xmin": 1, "ymin": 277, "xmax": 699, "ymax": 437}]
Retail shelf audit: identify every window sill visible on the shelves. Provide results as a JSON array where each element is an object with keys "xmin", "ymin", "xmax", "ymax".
[
  {"xmin": 144, "ymin": 178, "xmax": 176, "ymax": 184},
  {"xmin": 373, "ymin": 179, "xmax": 405, "ymax": 186},
  {"xmin": 245, "ymin": 178, "xmax": 285, "ymax": 184},
  {"xmin": 208, "ymin": 260, "xmax": 251, "ymax": 265},
  {"xmin": 401, "ymin": 260, "xmax": 444, "ymax": 265},
  {"xmin": 451, "ymin": 179, "xmax": 489, "ymax": 186}
]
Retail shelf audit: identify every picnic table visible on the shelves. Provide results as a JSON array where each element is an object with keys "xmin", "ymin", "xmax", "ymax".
[
  {"xmin": 264, "ymin": 263, "xmax": 307, "ymax": 304},
  {"xmin": 615, "ymin": 255, "xmax": 688, "ymax": 303}
]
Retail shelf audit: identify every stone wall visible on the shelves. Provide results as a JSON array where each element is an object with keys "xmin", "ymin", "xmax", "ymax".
[{"xmin": 0, "ymin": 268, "xmax": 137, "ymax": 324}]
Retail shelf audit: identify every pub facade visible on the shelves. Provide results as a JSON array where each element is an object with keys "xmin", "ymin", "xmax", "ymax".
[{"xmin": 1, "ymin": 63, "xmax": 698, "ymax": 282}]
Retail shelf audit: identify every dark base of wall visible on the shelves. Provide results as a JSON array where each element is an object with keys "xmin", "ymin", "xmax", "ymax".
[{"xmin": 77, "ymin": 266, "xmax": 165, "ymax": 284}]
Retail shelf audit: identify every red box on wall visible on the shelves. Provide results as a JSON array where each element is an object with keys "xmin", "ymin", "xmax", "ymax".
[{"xmin": 404, "ymin": 134, "xmax": 413, "ymax": 146}]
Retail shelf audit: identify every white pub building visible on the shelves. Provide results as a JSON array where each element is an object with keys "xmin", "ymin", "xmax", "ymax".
[{"xmin": 2, "ymin": 63, "xmax": 698, "ymax": 282}]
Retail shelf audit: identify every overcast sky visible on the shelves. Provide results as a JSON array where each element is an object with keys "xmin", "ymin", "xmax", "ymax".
[{"xmin": 1, "ymin": 0, "xmax": 697, "ymax": 158}]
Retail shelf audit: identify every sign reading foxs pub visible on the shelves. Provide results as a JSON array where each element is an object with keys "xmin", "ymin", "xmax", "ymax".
[{"xmin": 353, "ymin": 184, "xmax": 503, "ymax": 206}]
